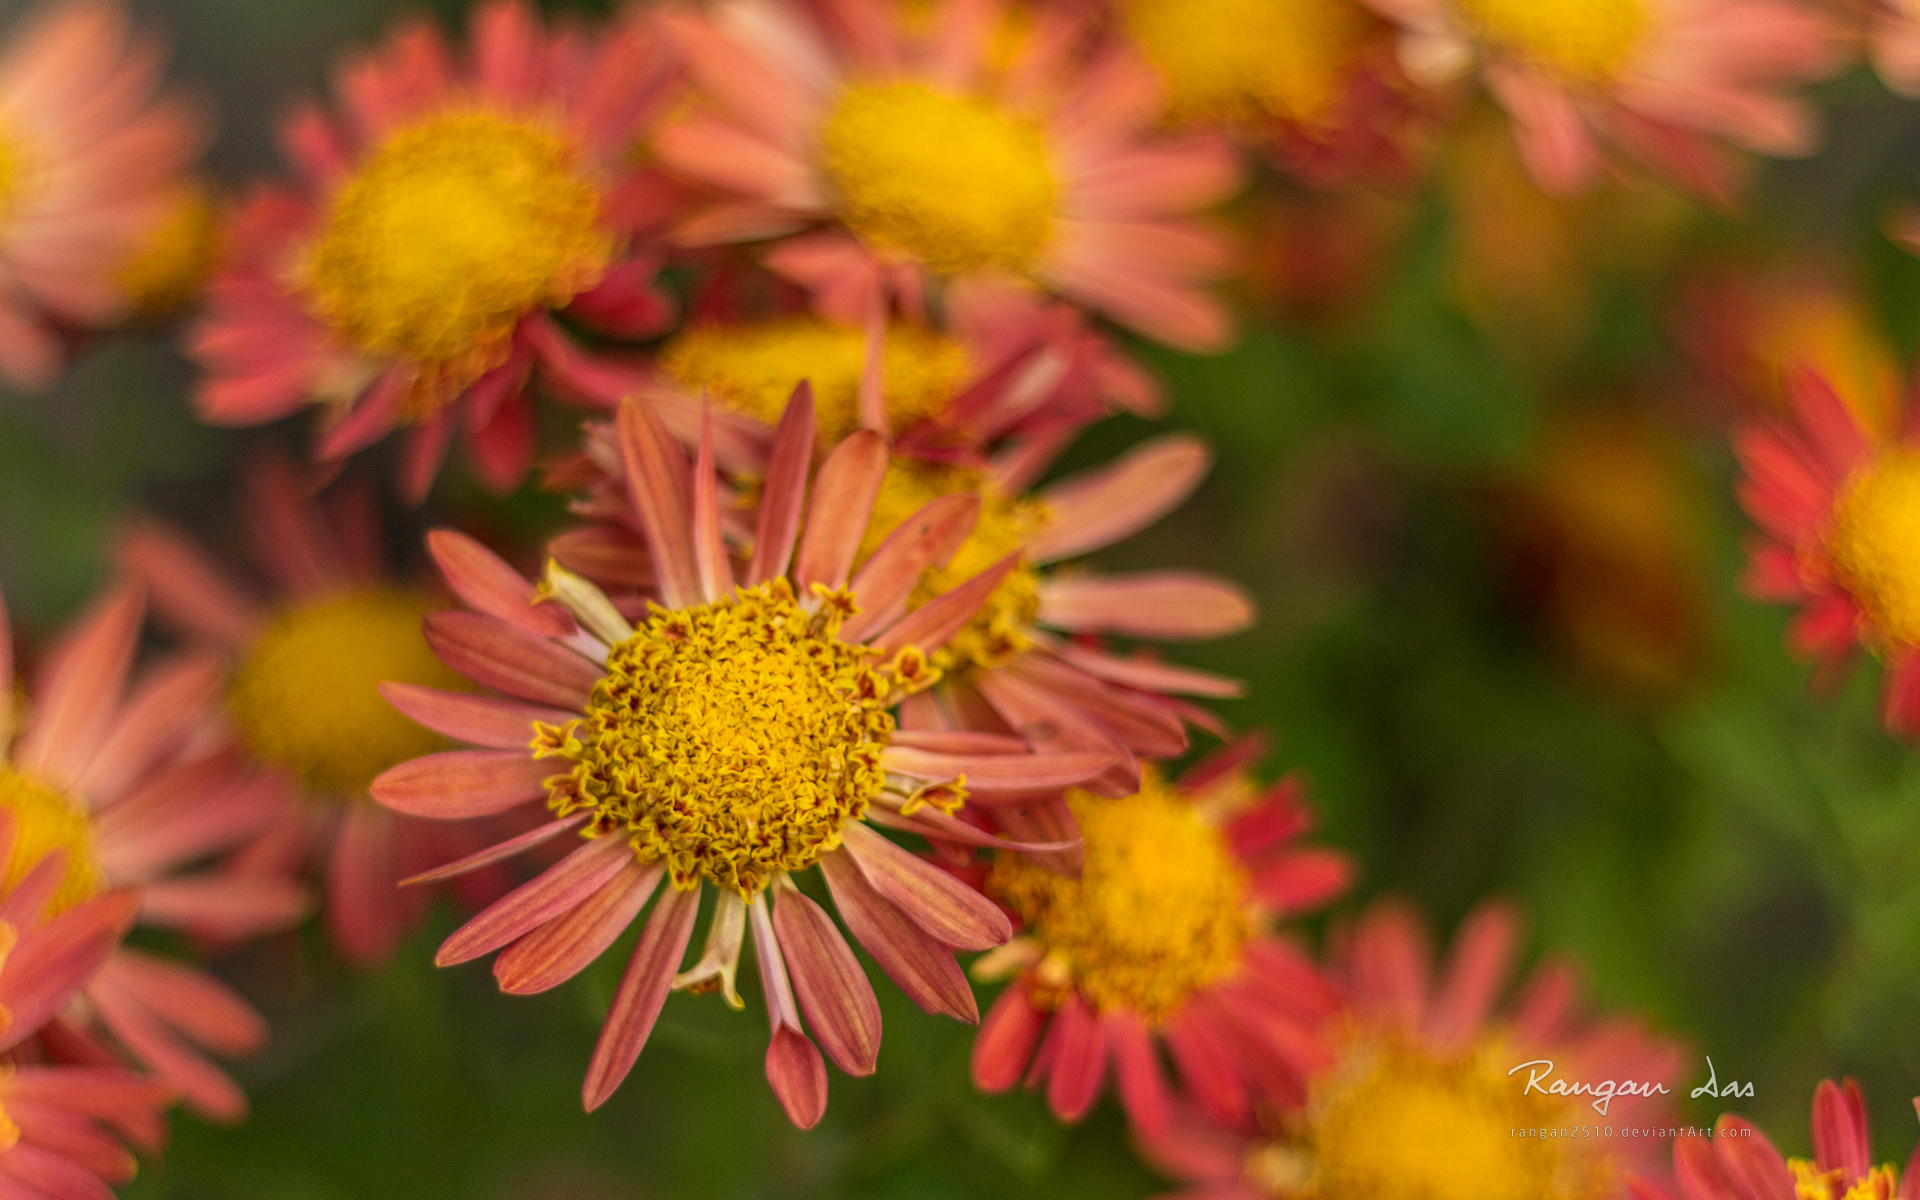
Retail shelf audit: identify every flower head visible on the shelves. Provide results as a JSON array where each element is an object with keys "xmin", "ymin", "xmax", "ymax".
[
  {"xmin": 0, "ymin": 0, "xmax": 205, "ymax": 388},
  {"xmin": 655, "ymin": 0, "xmax": 1240, "ymax": 351},
  {"xmin": 1733, "ymin": 367, "xmax": 1920, "ymax": 738},
  {"xmin": 1631, "ymin": 1078, "xmax": 1920, "ymax": 1200},
  {"xmin": 1142, "ymin": 899, "xmax": 1684, "ymax": 1199},
  {"xmin": 373, "ymin": 388, "xmax": 1117, "ymax": 1127},
  {"xmin": 190, "ymin": 0, "xmax": 680, "ymax": 501},
  {"xmin": 1359, "ymin": 0, "xmax": 1838, "ymax": 197},
  {"xmin": 0, "ymin": 581, "xmax": 306, "ymax": 1122},
  {"xmin": 969, "ymin": 741, "xmax": 1351, "ymax": 1134},
  {"xmin": 116, "ymin": 457, "xmax": 517, "ymax": 968}
]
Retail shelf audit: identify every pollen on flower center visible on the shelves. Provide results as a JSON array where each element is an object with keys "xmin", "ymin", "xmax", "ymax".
[
  {"xmin": 1126, "ymin": 0, "xmax": 1371, "ymax": 125},
  {"xmin": 302, "ymin": 110, "xmax": 610, "ymax": 408},
  {"xmin": 858, "ymin": 460, "xmax": 1050, "ymax": 671},
  {"xmin": 986, "ymin": 776, "xmax": 1249, "ymax": 1021},
  {"xmin": 0, "ymin": 768, "xmax": 105, "ymax": 917},
  {"xmin": 821, "ymin": 82, "xmax": 1057, "ymax": 274},
  {"xmin": 536, "ymin": 579, "xmax": 900, "ymax": 896},
  {"xmin": 1453, "ymin": 0, "xmax": 1649, "ymax": 82},
  {"xmin": 1788, "ymin": 1159, "xmax": 1900, "ymax": 1200},
  {"xmin": 229, "ymin": 589, "xmax": 461, "ymax": 794},
  {"xmin": 660, "ymin": 318, "xmax": 973, "ymax": 448},
  {"xmin": 1303, "ymin": 1035, "xmax": 1614, "ymax": 1200},
  {"xmin": 1828, "ymin": 450, "xmax": 1920, "ymax": 648}
]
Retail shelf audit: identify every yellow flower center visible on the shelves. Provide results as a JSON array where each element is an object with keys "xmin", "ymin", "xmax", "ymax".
[
  {"xmin": 1126, "ymin": 0, "xmax": 1371, "ymax": 125},
  {"xmin": 821, "ymin": 82, "xmax": 1057, "ymax": 274},
  {"xmin": 660, "ymin": 318, "xmax": 973, "ymax": 448},
  {"xmin": 118, "ymin": 181, "xmax": 222, "ymax": 316},
  {"xmin": 1788, "ymin": 1160, "xmax": 1901, "ymax": 1200},
  {"xmin": 986, "ymin": 775, "xmax": 1249, "ymax": 1021},
  {"xmin": 1453, "ymin": 0, "xmax": 1649, "ymax": 81},
  {"xmin": 228, "ymin": 589, "xmax": 461, "ymax": 795},
  {"xmin": 1301, "ymin": 1034, "xmax": 1615, "ymax": 1200},
  {"xmin": 302, "ymin": 110, "xmax": 610, "ymax": 410},
  {"xmin": 0, "ymin": 768, "xmax": 105, "ymax": 917},
  {"xmin": 1828, "ymin": 450, "xmax": 1920, "ymax": 649},
  {"xmin": 536, "ymin": 579, "xmax": 899, "ymax": 897},
  {"xmin": 859, "ymin": 460, "xmax": 1049, "ymax": 672}
]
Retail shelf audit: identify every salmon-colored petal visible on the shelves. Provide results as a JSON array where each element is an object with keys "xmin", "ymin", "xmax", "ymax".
[
  {"xmin": 750, "ymin": 895, "xmax": 829, "ymax": 1128},
  {"xmin": 889, "ymin": 730, "xmax": 1028, "ymax": 755},
  {"xmin": 582, "ymin": 883, "xmax": 700, "ymax": 1111},
  {"xmin": 74, "ymin": 653, "xmax": 226, "ymax": 804},
  {"xmin": 138, "ymin": 874, "xmax": 311, "ymax": 939},
  {"xmin": 1349, "ymin": 901, "xmax": 1434, "ymax": 1030},
  {"xmin": 548, "ymin": 525, "xmax": 656, "ymax": 592},
  {"xmin": 1046, "ymin": 640, "xmax": 1243, "ymax": 699},
  {"xmin": 971, "ymin": 666, "xmax": 1140, "ymax": 798},
  {"xmin": 400, "ymin": 815, "xmax": 589, "ymax": 886},
  {"xmin": 772, "ymin": 881, "xmax": 881, "ymax": 1077},
  {"xmin": 88, "ymin": 973, "xmax": 248, "ymax": 1123},
  {"xmin": 1714, "ymin": 1115, "xmax": 1795, "ymax": 1197},
  {"xmin": 0, "ymin": 891, "xmax": 138, "ymax": 1051},
  {"xmin": 423, "ymin": 611, "xmax": 599, "ymax": 708},
  {"xmin": 1108, "ymin": 1009, "xmax": 1170, "ymax": 1136},
  {"xmin": 95, "ymin": 949, "xmax": 265, "ymax": 1056},
  {"xmin": 372, "ymin": 750, "xmax": 552, "ymax": 820},
  {"xmin": 1424, "ymin": 900, "xmax": 1520, "ymax": 1051},
  {"xmin": 241, "ymin": 455, "xmax": 349, "ymax": 596},
  {"xmin": 690, "ymin": 411, "xmax": 737, "ymax": 603},
  {"xmin": 870, "ymin": 553, "xmax": 1020, "ymax": 657},
  {"xmin": 866, "ymin": 799, "xmax": 1080, "ymax": 855},
  {"xmin": 436, "ymin": 835, "xmax": 633, "ymax": 967},
  {"xmin": 1003, "ymin": 656, "xmax": 1188, "ymax": 758},
  {"xmin": 1811, "ymin": 1079, "xmax": 1866, "ymax": 1178},
  {"xmin": 92, "ymin": 759, "xmax": 286, "ymax": 883},
  {"xmin": 426, "ymin": 529, "xmax": 575, "ymax": 639},
  {"xmin": 1042, "ymin": 993, "xmax": 1107, "ymax": 1123},
  {"xmin": 794, "ymin": 430, "xmax": 887, "ymax": 593},
  {"xmin": 818, "ymin": 848, "xmax": 977, "ymax": 1022},
  {"xmin": 971, "ymin": 979, "xmax": 1043, "ymax": 1091},
  {"xmin": 113, "ymin": 519, "xmax": 263, "ymax": 650},
  {"xmin": 746, "ymin": 385, "xmax": 818, "ymax": 585},
  {"xmin": 495, "ymin": 859, "xmax": 662, "ymax": 995},
  {"xmin": 327, "ymin": 800, "xmax": 402, "ymax": 967},
  {"xmin": 843, "ymin": 494, "xmax": 980, "ymax": 642},
  {"xmin": 378, "ymin": 683, "xmax": 577, "ymax": 750},
  {"xmin": 615, "ymin": 397, "xmax": 700, "ymax": 609},
  {"xmin": 839, "ymin": 821, "xmax": 1010, "ymax": 951},
  {"xmin": 1032, "ymin": 435, "xmax": 1210, "ymax": 563},
  {"xmin": 877, "ymin": 746, "xmax": 1113, "ymax": 793},
  {"xmin": 2, "ymin": 1137, "xmax": 118, "ymax": 1199},
  {"xmin": 15, "ymin": 586, "xmax": 144, "ymax": 788},
  {"xmin": 1038, "ymin": 571, "xmax": 1254, "ymax": 640},
  {"xmin": 1162, "ymin": 1008, "xmax": 1249, "ymax": 1128}
]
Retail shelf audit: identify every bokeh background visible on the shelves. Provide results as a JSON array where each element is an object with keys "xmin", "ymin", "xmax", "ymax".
[{"xmin": 5, "ymin": 0, "xmax": 1920, "ymax": 1194}]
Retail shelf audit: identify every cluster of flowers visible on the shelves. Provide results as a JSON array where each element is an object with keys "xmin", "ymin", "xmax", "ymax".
[{"xmin": 0, "ymin": 0, "xmax": 1917, "ymax": 1194}]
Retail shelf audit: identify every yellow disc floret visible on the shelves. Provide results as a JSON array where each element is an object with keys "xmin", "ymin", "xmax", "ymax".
[
  {"xmin": 118, "ymin": 181, "xmax": 222, "ymax": 316},
  {"xmin": 660, "ymin": 318, "xmax": 973, "ymax": 448},
  {"xmin": 1299, "ymin": 1034, "xmax": 1614, "ymax": 1200},
  {"xmin": 1788, "ymin": 1159, "xmax": 1901, "ymax": 1200},
  {"xmin": 859, "ymin": 460, "xmax": 1049, "ymax": 671},
  {"xmin": 1829, "ymin": 450, "xmax": 1920, "ymax": 648},
  {"xmin": 822, "ymin": 83, "xmax": 1057, "ymax": 274},
  {"xmin": 536, "ymin": 579, "xmax": 899, "ymax": 896},
  {"xmin": 987, "ymin": 775, "xmax": 1249, "ymax": 1021},
  {"xmin": 229, "ymin": 589, "xmax": 461, "ymax": 795},
  {"xmin": 1453, "ymin": 0, "xmax": 1649, "ymax": 82},
  {"xmin": 0, "ymin": 768, "xmax": 105, "ymax": 917},
  {"xmin": 302, "ymin": 110, "xmax": 610, "ymax": 411},
  {"xmin": 1127, "ymin": 0, "xmax": 1371, "ymax": 125}
]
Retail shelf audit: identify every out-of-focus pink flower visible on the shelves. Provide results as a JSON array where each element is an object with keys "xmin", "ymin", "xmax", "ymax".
[
  {"xmin": 654, "ymin": 0, "xmax": 1241, "ymax": 352},
  {"xmin": 0, "ymin": 0, "xmax": 205, "ymax": 388},
  {"xmin": 189, "ymin": 0, "xmax": 680, "ymax": 501},
  {"xmin": 0, "ymin": 581, "xmax": 307, "ymax": 1123},
  {"xmin": 1360, "ymin": 0, "xmax": 1841, "ymax": 198},
  {"xmin": 116, "ymin": 457, "xmax": 520, "ymax": 969}
]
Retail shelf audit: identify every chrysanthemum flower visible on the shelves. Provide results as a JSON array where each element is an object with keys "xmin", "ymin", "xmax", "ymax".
[
  {"xmin": 0, "ymin": 818, "xmax": 174, "ymax": 1197},
  {"xmin": 654, "ymin": 0, "xmax": 1240, "ymax": 352},
  {"xmin": 372, "ymin": 389, "xmax": 1115, "ymax": 1127},
  {"xmin": 968, "ymin": 741, "xmax": 1351, "ymax": 1135},
  {"xmin": 0, "ymin": 581, "xmax": 306, "ymax": 1121},
  {"xmin": 1630, "ymin": 1078, "xmax": 1920, "ymax": 1200},
  {"xmin": 0, "ymin": 0, "xmax": 204, "ymax": 388},
  {"xmin": 1359, "ymin": 0, "xmax": 1838, "ymax": 197},
  {"xmin": 116, "ymin": 459, "xmax": 516, "ymax": 968},
  {"xmin": 190, "ymin": 0, "xmax": 680, "ymax": 501},
  {"xmin": 1733, "ymin": 368, "xmax": 1920, "ymax": 738},
  {"xmin": 1143, "ymin": 899, "xmax": 1684, "ymax": 1199}
]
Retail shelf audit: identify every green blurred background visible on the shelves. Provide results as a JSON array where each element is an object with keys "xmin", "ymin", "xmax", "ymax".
[{"xmin": 4, "ymin": 0, "xmax": 1920, "ymax": 1194}]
